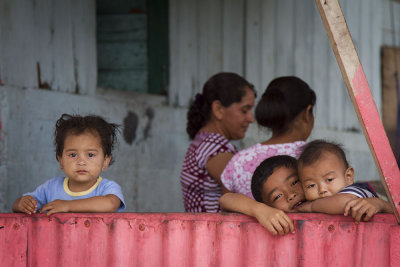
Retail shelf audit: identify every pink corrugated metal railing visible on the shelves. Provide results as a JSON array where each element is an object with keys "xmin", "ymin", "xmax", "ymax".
[{"xmin": 0, "ymin": 213, "xmax": 398, "ymax": 266}]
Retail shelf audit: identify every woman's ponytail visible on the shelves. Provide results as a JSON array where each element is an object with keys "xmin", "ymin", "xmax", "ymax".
[{"xmin": 187, "ymin": 93, "xmax": 207, "ymax": 139}]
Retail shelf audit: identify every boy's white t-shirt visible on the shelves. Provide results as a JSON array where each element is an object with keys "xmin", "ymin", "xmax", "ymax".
[{"xmin": 24, "ymin": 176, "xmax": 126, "ymax": 212}]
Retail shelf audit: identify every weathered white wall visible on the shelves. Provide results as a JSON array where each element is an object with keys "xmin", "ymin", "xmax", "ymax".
[
  {"xmin": 1, "ymin": 0, "xmax": 400, "ymax": 212},
  {"xmin": 1, "ymin": 86, "xmax": 188, "ymax": 212},
  {"xmin": 169, "ymin": 0, "xmax": 400, "ymax": 183},
  {"xmin": 0, "ymin": 0, "xmax": 97, "ymax": 95}
]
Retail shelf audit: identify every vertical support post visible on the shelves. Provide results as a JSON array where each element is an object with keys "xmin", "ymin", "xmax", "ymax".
[{"xmin": 315, "ymin": 0, "xmax": 400, "ymax": 222}]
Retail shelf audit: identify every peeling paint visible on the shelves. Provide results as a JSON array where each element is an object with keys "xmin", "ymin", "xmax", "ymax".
[
  {"xmin": 297, "ymin": 219, "xmax": 305, "ymax": 231},
  {"xmin": 123, "ymin": 111, "xmax": 138, "ymax": 145},
  {"xmin": 36, "ymin": 62, "xmax": 50, "ymax": 90},
  {"xmin": 72, "ymin": 24, "xmax": 80, "ymax": 95},
  {"xmin": 143, "ymin": 107, "xmax": 154, "ymax": 139}
]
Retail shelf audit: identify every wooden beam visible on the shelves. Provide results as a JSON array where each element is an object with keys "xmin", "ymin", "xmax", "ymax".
[{"xmin": 315, "ymin": 0, "xmax": 400, "ymax": 222}]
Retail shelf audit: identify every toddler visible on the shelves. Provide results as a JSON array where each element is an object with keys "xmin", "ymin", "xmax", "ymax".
[
  {"xmin": 12, "ymin": 114, "xmax": 126, "ymax": 215},
  {"xmin": 296, "ymin": 140, "xmax": 392, "ymax": 221}
]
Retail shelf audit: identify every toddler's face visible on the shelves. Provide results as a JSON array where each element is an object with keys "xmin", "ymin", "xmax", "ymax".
[
  {"xmin": 298, "ymin": 151, "xmax": 354, "ymax": 201},
  {"xmin": 261, "ymin": 166, "xmax": 305, "ymax": 212},
  {"xmin": 57, "ymin": 130, "xmax": 111, "ymax": 192}
]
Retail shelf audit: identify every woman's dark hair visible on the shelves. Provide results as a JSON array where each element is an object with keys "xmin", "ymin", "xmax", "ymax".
[
  {"xmin": 251, "ymin": 155, "xmax": 298, "ymax": 203},
  {"xmin": 255, "ymin": 76, "xmax": 316, "ymax": 134},
  {"xmin": 54, "ymin": 114, "xmax": 120, "ymax": 165},
  {"xmin": 298, "ymin": 139, "xmax": 349, "ymax": 170},
  {"xmin": 186, "ymin": 72, "xmax": 255, "ymax": 139}
]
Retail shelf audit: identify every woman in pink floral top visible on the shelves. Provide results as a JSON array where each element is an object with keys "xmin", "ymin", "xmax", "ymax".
[{"xmin": 220, "ymin": 76, "xmax": 316, "ymax": 235}]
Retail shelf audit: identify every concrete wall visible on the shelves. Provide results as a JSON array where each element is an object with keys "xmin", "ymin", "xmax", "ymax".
[
  {"xmin": 0, "ymin": 89, "xmax": 8, "ymax": 211},
  {"xmin": 1, "ymin": 86, "xmax": 188, "ymax": 212}
]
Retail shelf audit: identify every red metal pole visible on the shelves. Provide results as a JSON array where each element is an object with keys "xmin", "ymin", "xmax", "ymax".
[{"xmin": 315, "ymin": 0, "xmax": 400, "ymax": 222}]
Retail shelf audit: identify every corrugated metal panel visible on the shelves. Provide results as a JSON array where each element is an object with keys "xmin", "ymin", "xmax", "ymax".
[{"xmin": 0, "ymin": 213, "xmax": 398, "ymax": 266}]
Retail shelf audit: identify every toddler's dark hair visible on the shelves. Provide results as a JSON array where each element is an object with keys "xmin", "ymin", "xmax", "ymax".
[
  {"xmin": 251, "ymin": 155, "xmax": 298, "ymax": 203},
  {"xmin": 255, "ymin": 76, "xmax": 316, "ymax": 134},
  {"xmin": 186, "ymin": 72, "xmax": 256, "ymax": 139},
  {"xmin": 298, "ymin": 139, "xmax": 349, "ymax": 170},
  {"xmin": 54, "ymin": 114, "xmax": 120, "ymax": 165}
]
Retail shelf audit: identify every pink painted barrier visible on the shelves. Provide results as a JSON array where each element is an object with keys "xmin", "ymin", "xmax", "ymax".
[{"xmin": 0, "ymin": 213, "xmax": 398, "ymax": 266}]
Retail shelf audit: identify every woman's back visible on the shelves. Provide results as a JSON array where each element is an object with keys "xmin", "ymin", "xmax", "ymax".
[{"xmin": 220, "ymin": 76, "xmax": 316, "ymax": 198}]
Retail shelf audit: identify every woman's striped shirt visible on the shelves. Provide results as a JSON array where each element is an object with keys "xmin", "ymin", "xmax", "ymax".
[{"xmin": 180, "ymin": 132, "xmax": 237, "ymax": 212}]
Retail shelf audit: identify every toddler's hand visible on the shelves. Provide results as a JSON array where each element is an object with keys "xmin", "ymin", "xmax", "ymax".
[
  {"xmin": 15, "ymin": 195, "xmax": 37, "ymax": 215},
  {"xmin": 254, "ymin": 203, "xmax": 295, "ymax": 236},
  {"xmin": 40, "ymin": 199, "xmax": 70, "ymax": 216},
  {"xmin": 344, "ymin": 198, "xmax": 379, "ymax": 222}
]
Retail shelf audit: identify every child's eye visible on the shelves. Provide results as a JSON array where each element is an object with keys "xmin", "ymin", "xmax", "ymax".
[
  {"xmin": 327, "ymin": 178, "xmax": 334, "ymax": 182},
  {"xmin": 291, "ymin": 180, "xmax": 299, "ymax": 186},
  {"xmin": 69, "ymin": 153, "xmax": 77, "ymax": 158},
  {"xmin": 88, "ymin": 153, "xmax": 95, "ymax": 157},
  {"xmin": 306, "ymin": 184, "xmax": 315, "ymax": 189},
  {"xmin": 273, "ymin": 194, "xmax": 282, "ymax": 202}
]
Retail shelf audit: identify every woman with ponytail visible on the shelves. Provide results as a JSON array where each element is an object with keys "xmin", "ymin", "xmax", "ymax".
[
  {"xmin": 219, "ymin": 76, "xmax": 316, "ymax": 235},
  {"xmin": 180, "ymin": 72, "xmax": 256, "ymax": 212}
]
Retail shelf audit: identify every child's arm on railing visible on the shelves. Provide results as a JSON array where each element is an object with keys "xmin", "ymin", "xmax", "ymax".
[
  {"xmin": 344, "ymin": 197, "xmax": 393, "ymax": 221},
  {"xmin": 12, "ymin": 195, "xmax": 38, "ymax": 214},
  {"xmin": 219, "ymin": 192, "xmax": 295, "ymax": 235},
  {"xmin": 40, "ymin": 194, "xmax": 121, "ymax": 215},
  {"xmin": 296, "ymin": 194, "xmax": 393, "ymax": 222}
]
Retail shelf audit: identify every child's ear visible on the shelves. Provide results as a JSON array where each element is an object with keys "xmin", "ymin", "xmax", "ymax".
[
  {"xmin": 57, "ymin": 155, "xmax": 64, "ymax": 170},
  {"xmin": 344, "ymin": 166, "xmax": 354, "ymax": 185},
  {"xmin": 211, "ymin": 100, "xmax": 224, "ymax": 120},
  {"xmin": 102, "ymin": 156, "xmax": 111, "ymax": 171}
]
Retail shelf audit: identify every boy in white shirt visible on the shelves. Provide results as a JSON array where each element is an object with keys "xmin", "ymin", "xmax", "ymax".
[{"xmin": 296, "ymin": 140, "xmax": 392, "ymax": 221}]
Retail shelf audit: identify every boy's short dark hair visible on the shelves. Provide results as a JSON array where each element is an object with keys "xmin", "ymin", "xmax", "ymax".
[
  {"xmin": 54, "ymin": 114, "xmax": 120, "ymax": 165},
  {"xmin": 251, "ymin": 155, "xmax": 298, "ymax": 203},
  {"xmin": 298, "ymin": 139, "xmax": 349, "ymax": 170}
]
